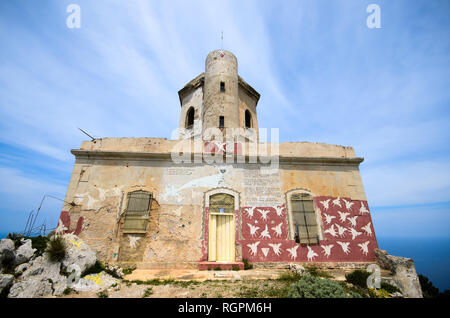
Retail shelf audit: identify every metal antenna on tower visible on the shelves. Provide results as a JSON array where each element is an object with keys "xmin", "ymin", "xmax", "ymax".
[
  {"xmin": 221, "ymin": 30, "xmax": 224, "ymax": 49},
  {"xmin": 78, "ymin": 127, "xmax": 95, "ymax": 141}
]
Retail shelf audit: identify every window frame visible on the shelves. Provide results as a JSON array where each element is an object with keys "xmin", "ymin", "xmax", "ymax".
[
  {"xmin": 285, "ymin": 189, "xmax": 323, "ymax": 244},
  {"xmin": 122, "ymin": 190, "xmax": 152, "ymax": 234},
  {"xmin": 185, "ymin": 106, "xmax": 195, "ymax": 129},
  {"xmin": 245, "ymin": 109, "xmax": 252, "ymax": 128}
]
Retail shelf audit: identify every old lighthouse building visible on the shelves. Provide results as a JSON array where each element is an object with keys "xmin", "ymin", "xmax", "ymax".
[{"xmin": 59, "ymin": 50, "xmax": 378, "ymax": 270}]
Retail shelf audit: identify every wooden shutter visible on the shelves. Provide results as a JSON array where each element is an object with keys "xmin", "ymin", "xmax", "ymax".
[
  {"xmin": 291, "ymin": 193, "xmax": 319, "ymax": 244},
  {"xmin": 122, "ymin": 191, "xmax": 151, "ymax": 233}
]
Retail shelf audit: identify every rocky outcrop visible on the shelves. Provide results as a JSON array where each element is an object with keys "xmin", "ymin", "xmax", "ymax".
[
  {"xmin": 71, "ymin": 271, "xmax": 119, "ymax": 292},
  {"xmin": 61, "ymin": 233, "xmax": 97, "ymax": 274},
  {"xmin": 0, "ymin": 239, "xmax": 15, "ymax": 270},
  {"xmin": 0, "ymin": 274, "xmax": 14, "ymax": 296},
  {"xmin": 14, "ymin": 239, "xmax": 36, "ymax": 266},
  {"xmin": 374, "ymin": 248, "xmax": 423, "ymax": 298}
]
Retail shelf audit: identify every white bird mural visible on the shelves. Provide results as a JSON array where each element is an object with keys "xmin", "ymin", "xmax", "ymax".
[
  {"xmin": 129, "ymin": 235, "xmax": 141, "ymax": 249},
  {"xmin": 247, "ymin": 241, "xmax": 260, "ymax": 256},
  {"xmin": 347, "ymin": 215, "xmax": 359, "ymax": 228},
  {"xmin": 323, "ymin": 213, "xmax": 336, "ymax": 225},
  {"xmin": 243, "ymin": 207, "xmax": 256, "ymax": 219},
  {"xmin": 262, "ymin": 248, "xmax": 269, "ymax": 258},
  {"xmin": 324, "ymin": 224, "xmax": 338, "ymax": 237},
  {"xmin": 338, "ymin": 211, "xmax": 350, "ymax": 223},
  {"xmin": 335, "ymin": 224, "xmax": 348, "ymax": 238},
  {"xmin": 349, "ymin": 228, "xmax": 362, "ymax": 240},
  {"xmin": 274, "ymin": 205, "xmax": 285, "ymax": 217},
  {"xmin": 307, "ymin": 246, "xmax": 318, "ymax": 261},
  {"xmin": 210, "ymin": 140, "xmax": 227, "ymax": 153},
  {"xmin": 287, "ymin": 245, "xmax": 299, "ymax": 260},
  {"xmin": 342, "ymin": 198, "xmax": 355, "ymax": 211},
  {"xmin": 259, "ymin": 225, "xmax": 271, "ymax": 239},
  {"xmin": 320, "ymin": 199, "xmax": 331, "ymax": 211},
  {"xmin": 359, "ymin": 202, "xmax": 370, "ymax": 215},
  {"xmin": 247, "ymin": 223, "xmax": 260, "ymax": 237},
  {"xmin": 321, "ymin": 244, "xmax": 334, "ymax": 258},
  {"xmin": 337, "ymin": 241, "xmax": 351, "ymax": 255},
  {"xmin": 362, "ymin": 222, "xmax": 373, "ymax": 236},
  {"xmin": 268, "ymin": 243, "xmax": 282, "ymax": 256},
  {"xmin": 332, "ymin": 197, "xmax": 342, "ymax": 208},
  {"xmin": 271, "ymin": 223, "xmax": 283, "ymax": 237},
  {"xmin": 358, "ymin": 241, "xmax": 370, "ymax": 256},
  {"xmin": 257, "ymin": 209, "xmax": 271, "ymax": 221}
]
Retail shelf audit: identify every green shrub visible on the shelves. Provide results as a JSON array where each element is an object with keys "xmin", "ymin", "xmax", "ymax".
[
  {"xmin": 142, "ymin": 287, "xmax": 154, "ymax": 298},
  {"xmin": 243, "ymin": 258, "xmax": 253, "ymax": 270},
  {"xmin": 306, "ymin": 265, "xmax": 333, "ymax": 278},
  {"xmin": 288, "ymin": 274, "xmax": 357, "ymax": 298},
  {"xmin": 345, "ymin": 269, "xmax": 371, "ymax": 289},
  {"xmin": 122, "ymin": 265, "xmax": 136, "ymax": 276},
  {"xmin": 368, "ymin": 288, "xmax": 391, "ymax": 298},
  {"xmin": 380, "ymin": 281, "xmax": 401, "ymax": 294},
  {"xmin": 232, "ymin": 265, "xmax": 240, "ymax": 271},
  {"xmin": 418, "ymin": 274, "xmax": 440, "ymax": 298},
  {"xmin": 97, "ymin": 290, "xmax": 109, "ymax": 298},
  {"xmin": 46, "ymin": 236, "xmax": 66, "ymax": 262},
  {"xmin": 278, "ymin": 272, "xmax": 303, "ymax": 282},
  {"xmin": 82, "ymin": 260, "xmax": 105, "ymax": 277},
  {"xmin": 63, "ymin": 287, "xmax": 73, "ymax": 295},
  {"xmin": 31, "ymin": 236, "xmax": 50, "ymax": 256}
]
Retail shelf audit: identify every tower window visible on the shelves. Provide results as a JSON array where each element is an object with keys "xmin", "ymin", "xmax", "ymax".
[
  {"xmin": 220, "ymin": 82, "xmax": 225, "ymax": 92},
  {"xmin": 186, "ymin": 107, "xmax": 194, "ymax": 129},
  {"xmin": 290, "ymin": 193, "xmax": 319, "ymax": 244},
  {"xmin": 245, "ymin": 110, "xmax": 252, "ymax": 128},
  {"xmin": 219, "ymin": 116, "xmax": 224, "ymax": 128}
]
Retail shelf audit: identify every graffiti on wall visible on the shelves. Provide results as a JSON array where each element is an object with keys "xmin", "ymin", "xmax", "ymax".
[{"xmin": 56, "ymin": 211, "xmax": 84, "ymax": 235}]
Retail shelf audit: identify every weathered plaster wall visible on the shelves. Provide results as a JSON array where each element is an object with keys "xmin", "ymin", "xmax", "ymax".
[{"xmin": 60, "ymin": 144, "xmax": 375, "ymax": 268}]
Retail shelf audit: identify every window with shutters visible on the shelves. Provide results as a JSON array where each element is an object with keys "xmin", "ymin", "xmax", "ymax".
[
  {"xmin": 122, "ymin": 190, "xmax": 152, "ymax": 233},
  {"xmin": 290, "ymin": 193, "xmax": 319, "ymax": 244}
]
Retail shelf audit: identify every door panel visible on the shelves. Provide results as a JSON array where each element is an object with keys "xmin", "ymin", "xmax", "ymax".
[{"xmin": 209, "ymin": 214, "xmax": 235, "ymax": 262}]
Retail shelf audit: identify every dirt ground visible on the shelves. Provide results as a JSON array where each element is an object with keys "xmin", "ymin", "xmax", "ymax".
[{"xmin": 56, "ymin": 267, "xmax": 370, "ymax": 298}]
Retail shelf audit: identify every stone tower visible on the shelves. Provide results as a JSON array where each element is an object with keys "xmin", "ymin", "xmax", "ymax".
[
  {"xmin": 202, "ymin": 50, "xmax": 240, "ymax": 138},
  {"xmin": 178, "ymin": 50, "xmax": 261, "ymax": 142}
]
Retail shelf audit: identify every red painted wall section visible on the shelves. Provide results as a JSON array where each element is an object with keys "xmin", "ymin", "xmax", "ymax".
[
  {"xmin": 57, "ymin": 211, "xmax": 84, "ymax": 235},
  {"xmin": 201, "ymin": 196, "xmax": 378, "ymax": 263}
]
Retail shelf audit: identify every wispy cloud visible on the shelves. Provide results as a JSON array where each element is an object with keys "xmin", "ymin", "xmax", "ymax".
[{"xmin": 0, "ymin": 0, "xmax": 449, "ymax": 235}]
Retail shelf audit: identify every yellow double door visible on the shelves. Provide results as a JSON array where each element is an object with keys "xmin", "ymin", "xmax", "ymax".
[{"xmin": 208, "ymin": 213, "xmax": 235, "ymax": 262}]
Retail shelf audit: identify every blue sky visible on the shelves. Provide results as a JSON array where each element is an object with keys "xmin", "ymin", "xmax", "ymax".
[{"xmin": 0, "ymin": 0, "xmax": 449, "ymax": 239}]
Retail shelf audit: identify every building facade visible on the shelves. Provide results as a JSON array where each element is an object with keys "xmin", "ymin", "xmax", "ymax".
[{"xmin": 58, "ymin": 50, "xmax": 378, "ymax": 269}]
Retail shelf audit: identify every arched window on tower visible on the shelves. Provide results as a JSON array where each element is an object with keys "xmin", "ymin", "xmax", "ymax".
[
  {"xmin": 245, "ymin": 110, "xmax": 252, "ymax": 128},
  {"xmin": 186, "ymin": 107, "xmax": 195, "ymax": 129}
]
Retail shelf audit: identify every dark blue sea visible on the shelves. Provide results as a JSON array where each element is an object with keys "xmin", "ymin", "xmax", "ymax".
[{"xmin": 0, "ymin": 232, "xmax": 448, "ymax": 291}]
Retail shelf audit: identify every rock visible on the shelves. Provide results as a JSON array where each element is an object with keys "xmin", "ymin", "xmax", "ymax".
[
  {"xmin": 0, "ymin": 239, "xmax": 15, "ymax": 269},
  {"xmin": 391, "ymin": 292, "xmax": 403, "ymax": 298},
  {"xmin": 231, "ymin": 272, "xmax": 242, "ymax": 282},
  {"xmin": 8, "ymin": 277, "xmax": 54, "ymax": 298},
  {"xmin": 14, "ymin": 239, "xmax": 36, "ymax": 266},
  {"xmin": 61, "ymin": 234, "xmax": 97, "ymax": 274},
  {"xmin": 71, "ymin": 271, "xmax": 119, "ymax": 292},
  {"xmin": 14, "ymin": 263, "xmax": 29, "ymax": 276},
  {"xmin": 374, "ymin": 248, "xmax": 423, "ymax": 298},
  {"xmin": 0, "ymin": 274, "xmax": 14, "ymax": 295},
  {"xmin": 288, "ymin": 263, "xmax": 305, "ymax": 275},
  {"xmin": 9, "ymin": 254, "xmax": 68, "ymax": 297}
]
